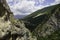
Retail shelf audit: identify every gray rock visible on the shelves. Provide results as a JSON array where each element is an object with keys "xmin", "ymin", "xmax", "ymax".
[{"xmin": 0, "ymin": 0, "xmax": 37, "ymax": 40}]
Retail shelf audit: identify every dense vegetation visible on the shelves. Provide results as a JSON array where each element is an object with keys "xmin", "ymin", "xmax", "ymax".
[{"xmin": 22, "ymin": 4, "xmax": 60, "ymax": 40}]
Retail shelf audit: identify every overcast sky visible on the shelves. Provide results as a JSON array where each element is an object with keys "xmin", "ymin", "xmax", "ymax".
[{"xmin": 6, "ymin": 0, "xmax": 60, "ymax": 15}]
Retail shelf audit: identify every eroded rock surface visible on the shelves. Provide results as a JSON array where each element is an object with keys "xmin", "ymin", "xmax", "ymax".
[{"xmin": 0, "ymin": 0, "xmax": 37, "ymax": 40}]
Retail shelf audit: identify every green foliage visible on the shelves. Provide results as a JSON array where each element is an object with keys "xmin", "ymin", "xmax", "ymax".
[
  {"xmin": 22, "ymin": 4, "xmax": 60, "ymax": 40},
  {"xmin": 23, "ymin": 4, "xmax": 60, "ymax": 31},
  {"xmin": 36, "ymin": 29, "xmax": 60, "ymax": 40}
]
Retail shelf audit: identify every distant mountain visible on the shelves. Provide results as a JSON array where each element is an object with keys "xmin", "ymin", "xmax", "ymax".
[
  {"xmin": 14, "ymin": 15, "xmax": 27, "ymax": 19},
  {"xmin": 22, "ymin": 4, "xmax": 60, "ymax": 40}
]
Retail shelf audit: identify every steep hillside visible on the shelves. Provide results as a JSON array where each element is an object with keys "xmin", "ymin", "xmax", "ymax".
[
  {"xmin": 23, "ymin": 4, "xmax": 60, "ymax": 31},
  {"xmin": 0, "ymin": 0, "xmax": 37, "ymax": 40},
  {"xmin": 23, "ymin": 4, "xmax": 60, "ymax": 40},
  {"xmin": 33, "ymin": 6, "xmax": 60, "ymax": 40}
]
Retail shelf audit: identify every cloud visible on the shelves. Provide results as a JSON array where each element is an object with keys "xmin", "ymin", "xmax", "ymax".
[
  {"xmin": 7, "ymin": 0, "xmax": 35, "ymax": 15},
  {"xmin": 27, "ymin": 0, "xmax": 45, "ymax": 6},
  {"xmin": 6, "ymin": 0, "xmax": 60, "ymax": 15}
]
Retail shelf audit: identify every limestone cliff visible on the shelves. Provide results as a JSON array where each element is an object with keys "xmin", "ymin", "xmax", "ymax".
[{"xmin": 0, "ymin": 0, "xmax": 37, "ymax": 40}]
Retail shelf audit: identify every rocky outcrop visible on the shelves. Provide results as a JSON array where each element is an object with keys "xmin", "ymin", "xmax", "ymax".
[
  {"xmin": 0, "ymin": 0, "xmax": 37, "ymax": 40},
  {"xmin": 32, "ymin": 4, "xmax": 60, "ymax": 40}
]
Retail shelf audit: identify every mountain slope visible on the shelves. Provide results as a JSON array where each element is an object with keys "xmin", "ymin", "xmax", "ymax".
[
  {"xmin": 22, "ymin": 4, "xmax": 60, "ymax": 40},
  {"xmin": 23, "ymin": 4, "xmax": 60, "ymax": 40},
  {"xmin": 23, "ymin": 4, "xmax": 60, "ymax": 31}
]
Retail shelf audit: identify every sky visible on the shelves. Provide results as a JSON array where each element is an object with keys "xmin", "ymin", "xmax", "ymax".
[{"xmin": 6, "ymin": 0, "xmax": 60, "ymax": 15}]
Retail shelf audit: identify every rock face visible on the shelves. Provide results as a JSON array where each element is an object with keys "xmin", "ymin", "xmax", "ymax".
[
  {"xmin": 0, "ymin": 0, "xmax": 37, "ymax": 40},
  {"xmin": 34, "ymin": 10, "xmax": 59, "ymax": 37},
  {"xmin": 34, "ymin": 4, "xmax": 60, "ymax": 37}
]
